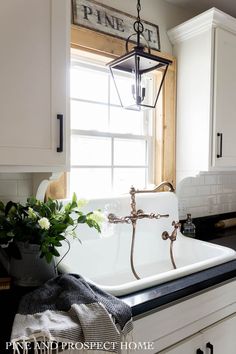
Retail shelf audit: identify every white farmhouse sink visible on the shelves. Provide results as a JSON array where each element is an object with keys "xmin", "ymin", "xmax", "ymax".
[{"xmin": 58, "ymin": 192, "xmax": 236, "ymax": 296}]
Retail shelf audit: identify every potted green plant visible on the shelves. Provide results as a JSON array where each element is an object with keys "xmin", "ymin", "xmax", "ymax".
[{"xmin": 0, "ymin": 194, "xmax": 103, "ymax": 286}]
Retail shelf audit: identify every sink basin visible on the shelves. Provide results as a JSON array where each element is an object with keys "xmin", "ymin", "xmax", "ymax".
[{"xmin": 58, "ymin": 192, "xmax": 236, "ymax": 296}]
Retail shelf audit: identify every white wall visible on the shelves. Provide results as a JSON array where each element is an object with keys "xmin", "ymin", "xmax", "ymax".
[{"xmin": 97, "ymin": 0, "xmax": 196, "ymax": 53}]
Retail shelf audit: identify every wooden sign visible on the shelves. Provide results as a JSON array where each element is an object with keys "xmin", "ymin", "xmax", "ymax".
[{"xmin": 72, "ymin": 0, "xmax": 161, "ymax": 51}]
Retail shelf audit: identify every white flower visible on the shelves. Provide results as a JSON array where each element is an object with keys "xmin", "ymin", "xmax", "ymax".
[
  {"xmin": 88, "ymin": 210, "xmax": 106, "ymax": 224},
  {"xmin": 28, "ymin": 207, "xmax": 37, "ymax": 219},
  {"xmin": 77, "ymin": 199, "xmax": 88, "ymax": 209},
  {"xmin": 38, "ymin": 217, "xmax": 51, "ymax": 230}
]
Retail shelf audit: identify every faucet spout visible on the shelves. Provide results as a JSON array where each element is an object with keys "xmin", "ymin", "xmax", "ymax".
[{"xmin": 134, "ymin": 181, "xmax": 175, "ymax": 194}]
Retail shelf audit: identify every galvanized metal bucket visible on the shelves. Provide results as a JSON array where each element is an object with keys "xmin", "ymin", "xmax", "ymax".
[{"xmin": 10, "ymin": 242, "xmax": 57, "ymax": 286}]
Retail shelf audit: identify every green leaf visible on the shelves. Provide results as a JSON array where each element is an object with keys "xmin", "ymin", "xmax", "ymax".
[
  {"xmin": 56, "ymin": 235, "xmax": 66, "ymax": 241},
  {"xmin": 50, "ymin": 247, "xmax": 60, "ymax": 257},
  {"xmin": 51, "ymin": 223, "xmax": 67, "ymax": 232},
  {"xmin": 72, "ymin": 192, "xmax": 77, "ymax": 205},
  {"xmin": 5, "ymin": 201, "xmax": 17, "ymax": 217},
  {"xmin": 53, "ymin": 241, "xmax": 62, "ymax": 247},
  {"xmin": 0, "ymin": 201, "xmax": 5, "ymax": 213},
  {"xmin": 44, "ymin": 252, "xmax": 53, "ymax": 263},
  {"xmin": 77, "ymin": 215, "xmax": 87, "ymax": 223}
]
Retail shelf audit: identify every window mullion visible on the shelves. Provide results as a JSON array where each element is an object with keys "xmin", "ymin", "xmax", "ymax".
[
  {"xmin": 71, "ymin": 129, "xmax": 148, "ymax": 140},
  {"xmin": 71, "ymin": 97, "xmax": 121, "ymax": 108}
]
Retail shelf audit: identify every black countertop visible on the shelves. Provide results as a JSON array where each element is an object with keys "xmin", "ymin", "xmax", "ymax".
[{"xmin": 121, "ymin": 260, "xmax": 236, "ymax": 317}]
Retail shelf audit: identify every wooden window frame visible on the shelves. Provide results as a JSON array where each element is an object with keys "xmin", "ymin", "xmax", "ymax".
[
  {"xmin": 71, "ymin": 25, "xmax": 176, "ymax": 187},
  {"xmin": 46, "ymin": 25, "xmax": 176, "ymax": 199}
]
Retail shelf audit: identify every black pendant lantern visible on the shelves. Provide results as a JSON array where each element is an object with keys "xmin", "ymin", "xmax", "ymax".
[{"xmin": 107, "ymin": 0, "xmax": 172, "ymax": 110}]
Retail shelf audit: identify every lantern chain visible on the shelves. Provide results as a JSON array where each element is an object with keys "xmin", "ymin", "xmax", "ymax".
[
  {"xmin": 134, "ymin": 0, "xmax": 144, "ymax": 48},
  {"xmin": 137, "ymin": 0, "xmax": 141, "ymax": 23}
]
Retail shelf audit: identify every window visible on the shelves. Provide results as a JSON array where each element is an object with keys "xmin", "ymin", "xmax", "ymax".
[
  {"xmin": 45, "ymin": 27, "xmax": 175, "ymax": 201},
  {"xmin": 69, "ymin": 51, "xmax": 154, "ymax": 198}
]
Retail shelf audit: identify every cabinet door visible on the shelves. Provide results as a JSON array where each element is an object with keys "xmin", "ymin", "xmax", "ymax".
[
  {"xmin": 202, "ymin": 313, "xmax": 236, "ymax": 354},
  {"xmin": 0, "ymin": 0, "xmax": 70, "ymax": 171},
  {"xmin": 158, "ymin": 333, "xmax": 203, "ymax": 354},
  {"xmin": 212, "ymin": 27, "xmax": 236, "ymax": 168},
  {"xmin": 158, "ymin": 314, "xmax": 236, "ymax": 354}
]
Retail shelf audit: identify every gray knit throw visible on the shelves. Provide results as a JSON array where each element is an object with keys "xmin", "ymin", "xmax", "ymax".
[{"xmin": 11, "ymin": 274, "xmax": 133, "ymax": 353}]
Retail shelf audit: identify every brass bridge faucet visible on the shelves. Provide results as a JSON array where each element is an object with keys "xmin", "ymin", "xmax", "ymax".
[
  {"xmin": 107, "ymin": 182, "xmax": 177, "ymax": 280},
  {"xmin": 108, "ymin": 181, "xmax": 175, "ymax": 224}
]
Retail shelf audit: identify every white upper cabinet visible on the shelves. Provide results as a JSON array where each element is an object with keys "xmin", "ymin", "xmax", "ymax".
[
  {"xmin": 168, "ymin": 8, "xmax": 236, "ymax": 183},
  {"xmin": 0, "ymin": 0, "xmax": 70, "ymax": 172},
  {"xmin": 213, "ymin": 27, "xmax": 236, "ymax": 167}
]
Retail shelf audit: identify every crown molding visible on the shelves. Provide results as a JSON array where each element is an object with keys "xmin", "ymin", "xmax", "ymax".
[{"xmin": 168, "ymin": 7, "xmax": 236, "ymax": 44}]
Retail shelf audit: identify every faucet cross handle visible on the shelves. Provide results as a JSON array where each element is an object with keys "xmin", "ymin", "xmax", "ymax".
[
  {"xmin": 171, "ymin": 221, "xmax": 181, "ymax": 241},
  {"xmin": 172, "ymin": 220, "xmax": 181, "ymax": 228},
  {"xmin": 108, "ymin": 213, "xmax": 131, "ymax": 224},
  {"xmin": 162, "ymin": 220, "xmax": 181, "ymax": 241},
  {"xmin": 136, "ymin": 209, "xmax": 169, "ymax": 219}
]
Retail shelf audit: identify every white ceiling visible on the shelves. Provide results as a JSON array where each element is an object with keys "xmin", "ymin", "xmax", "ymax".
[{"xmin": 165, "ymin": 0, "xmax": 236, "ymax": 18}]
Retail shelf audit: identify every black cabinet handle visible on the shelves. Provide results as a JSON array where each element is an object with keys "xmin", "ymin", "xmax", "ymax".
[
  {"xmin": 217, "ymin": 132, "xmax": 223, "ymax": 158},
  {"xmin": 206, "ymin": 342, "xmax": 214, "ymax": 354},
  {"xmin": 57, "ymin": 114, "xmax": 63, "ymax": 152},
  {"xmin": 196, "ymin": 349, "xmax": 204, "ymax": 354}
]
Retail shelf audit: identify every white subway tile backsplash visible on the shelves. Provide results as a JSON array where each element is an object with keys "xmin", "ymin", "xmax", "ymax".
[
  {"xmin": 217, "ymin": 175, "xmax": 223, "ymax": 184},
  {"xmin": 180, "ymin": 185, "xmax": 197, "ymax": 197},
  {"xmin": 178, "ymin": 171, "xmax": 236, "ymax": 218},
  {"xmin": 228, "ymin": 202, "xmax": 236, "ymax": 211},
  {"xmin": 0, "ymin": 173, "xmax": 33, "ymax": 203},
  {"xmin": 190, "ymin": 196, "xmax": 208, "ymax": 207},
  {"xmin": 215, "ymin": 185, "xmax": 223, "ymax": 194},
  {"xmin": 207, "ymin": 195, "xmax": 217, "ymax": 206},
  {"xmin": 222, "ymin": 174, "xmax": 232, "ymax": 184},
  {"xmin": 191, "ymin": 175, "xmax": 205, "ymax": 185},
  {"xmin": 207, "ymin": 205, "xmax": 220, "ymax": 215},
  {"xmin": 208, "ymin": 195, "xmax": 217, "ymax": 202},
  {"xmin": 232, "ymin": 194, "xmax": 236, "ymax": 202},
  {"xmin": 231, "ymin": 174, "xmax": 236, "ymax": 185},
  {"xmin": 197, "ymin": 185, "xmax": 210, "ymax": 196},
  {"xmin": 189, "ymin": 206, "xmax": 208, "ymax": 217},
  {"xmin": 216, "ymin": 194, "xmax": 229, "ymax": 204},
  {"xmin": 210, "ymin": 185, "xmax": 218, "ymax": 194},
  {"xmin": 17, "ymin": 180, "xmax": 33, "ymax": 197},
  {"xmin": 222, "ymin": 185, "xmax": 233, "ymax": 193},
  {"xmin": 230, "ymin": 183, "xmax": 236, "ymax": 192},
  {"xmin": 0, "ymin": 181, "xmax": 17, "ymax": 197},
  {"xmin": 0, "ymin": 173, "xmax": 31, "ymax": 180},
  {"xmin": 205, "ymin": 175, "xmax": 218, "ymax": 185}
]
